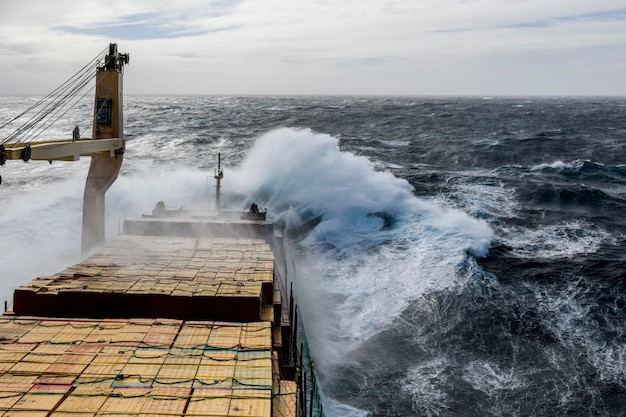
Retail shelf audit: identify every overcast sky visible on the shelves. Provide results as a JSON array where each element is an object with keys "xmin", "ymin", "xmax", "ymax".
[{"xmin": 0, "ymin": 0, "xmax": 625, "ymax": 96}]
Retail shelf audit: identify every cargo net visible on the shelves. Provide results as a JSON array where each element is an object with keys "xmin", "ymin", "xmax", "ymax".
[{"xmin": 0, "ymin": 318, "xmax": 296, "ymax": 417}]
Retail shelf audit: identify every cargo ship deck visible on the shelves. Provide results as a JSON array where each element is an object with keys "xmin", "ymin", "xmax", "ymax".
[{"xmin": 3, "ymin": 217, "xmax": 301, "ymax": 417}]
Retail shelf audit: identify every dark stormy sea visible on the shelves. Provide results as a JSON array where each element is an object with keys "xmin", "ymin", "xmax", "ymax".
[{"xmin": 1, "ymin": 95, "xmax": 625, "ymax": 416}]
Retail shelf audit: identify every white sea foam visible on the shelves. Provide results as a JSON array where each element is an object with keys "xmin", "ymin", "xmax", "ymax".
[
  {"xmin": 460, "ymin": 361, "xmax": 527, "ymax": 416},
  {"xmin": 427, "ymin": 177, "xmax": 519, "ymax": 222},
  {"xmin": 402, "ymin": 357, "xmax": 450, "ymax": 417},
  {"xmin": 228, "ymin": 128, "xmax": 493, "ymax": 368},
  {"xmin": 531, "ymin": 160, "xmax": 570, "ymax": 170},
  {"xmin": 533, "ymin": 281, "xmax": 626, "ymax": 386},
  {"xmin": 499, "ymin": 221, "xmax": 612, "ymax": 259},
  {"xmin": 530, "ymin": 159, "xmax": 601, "ymax": 172},
  {"xmin": 324, "ymin": 399, "xmax": 371, "ymax": 417},
  {"xmin": 462, "ymin": 361, "xmax": 525, "ymax": 396}
]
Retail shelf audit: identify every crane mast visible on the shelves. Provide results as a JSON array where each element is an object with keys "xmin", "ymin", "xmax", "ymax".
[{"xmin": 82, "ymin": 43, "xmax": 129, "ymax": 253}]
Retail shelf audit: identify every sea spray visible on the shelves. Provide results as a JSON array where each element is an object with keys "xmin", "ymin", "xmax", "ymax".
[
  {"xmin": 228, "ymin": 128, "xmax": 494, "ymax": 374},
  {"xmin": 0, "ymin": 174, "xmax": 85, "ymax": 303},
  {"xmin": 0, "ymin": 161, "xmax": 215, "ymax": 304},
  {"xmin": 107, "ymin": 162, "xmax": 215, "ymax": 217}
]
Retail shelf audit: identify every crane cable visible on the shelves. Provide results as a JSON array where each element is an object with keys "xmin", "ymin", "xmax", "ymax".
[{"xmin": 0, "ymin": 46, "xmax": 110, "ymax": 146}]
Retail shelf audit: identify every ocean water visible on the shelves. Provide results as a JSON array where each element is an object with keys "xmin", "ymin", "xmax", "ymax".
[{"xmin": 1, "ymin": 95, "xmax": 625, "ymax": 416}]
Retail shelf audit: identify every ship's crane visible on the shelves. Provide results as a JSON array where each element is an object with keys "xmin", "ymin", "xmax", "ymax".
[{"xmin": 0, "ymin": 43, "xmax": 129, "ymax": 254}]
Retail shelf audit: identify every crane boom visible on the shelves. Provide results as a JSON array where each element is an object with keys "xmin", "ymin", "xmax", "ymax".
[{"xmin": 2, "ymin": 138, "xmax": 123, "ymax": 162}]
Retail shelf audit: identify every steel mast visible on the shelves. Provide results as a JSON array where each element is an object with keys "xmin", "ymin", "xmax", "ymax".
[
  {"xmin": 82, "ymin": 43, "xmax": 129, "ymax": 253},
  {"xmin": 214, "ymin": 153, "xmax": 224, "ymax": 212}
]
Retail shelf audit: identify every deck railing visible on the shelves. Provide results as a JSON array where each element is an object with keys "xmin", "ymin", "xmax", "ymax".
[
  {"xmin": 294, "ymin": 312, "xmax": 325, "ymax": 417},
  {"xmin": 280, "ymin": 230, "xmax": 326, "ymax": 417}
]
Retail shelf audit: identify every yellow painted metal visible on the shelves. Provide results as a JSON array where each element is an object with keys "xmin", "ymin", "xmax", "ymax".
[
  {"xmin": 82, "ymin": 43, "xmax": 127, "ymax": 254},
  {"xmin": 3, "ymin": 138, "xmax": 123, "ymax": 161}
]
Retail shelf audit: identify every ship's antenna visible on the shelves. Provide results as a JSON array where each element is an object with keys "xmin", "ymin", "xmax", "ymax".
[{"xmin": 214, "ymin": 153, "xmax": 224, "ymax": 212}]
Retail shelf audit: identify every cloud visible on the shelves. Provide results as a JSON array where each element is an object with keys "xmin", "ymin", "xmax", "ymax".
[
  {"xmin": 0, "ymin": 0, "xmax": 625, "ymax": 95},
  {"xmin": 55, "ymin": 14, "xmax": 190, "ymax": 41}
]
